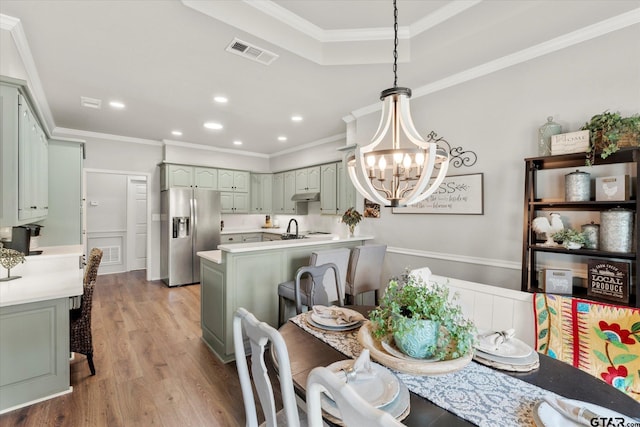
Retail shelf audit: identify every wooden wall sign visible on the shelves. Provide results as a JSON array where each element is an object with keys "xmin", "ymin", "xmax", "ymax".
[{"xmin": 587, "ymin": 259, "xmax": 630, "ymax": 304}]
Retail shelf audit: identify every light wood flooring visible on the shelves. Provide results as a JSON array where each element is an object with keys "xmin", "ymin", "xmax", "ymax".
[{"xmin": 1, "ymin": 271, "xmax": 257, "ymax": 427}]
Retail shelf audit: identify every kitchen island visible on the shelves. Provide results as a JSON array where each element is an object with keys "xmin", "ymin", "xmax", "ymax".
[
  {"xmin": 197, "ymin": 235, "xmax": 373, "ymax": 362},
  {"xmin": 0, "ymin": 245, "xmax": 83, "ymax": 413}
]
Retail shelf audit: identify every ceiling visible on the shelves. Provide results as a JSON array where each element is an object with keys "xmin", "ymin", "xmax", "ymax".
[{"xmin": 1, "ymin": 0, "xmax": 639, "ymax": 157}]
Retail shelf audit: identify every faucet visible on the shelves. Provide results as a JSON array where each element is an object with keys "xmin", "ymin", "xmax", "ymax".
[{"xmin": 286, "ymin": 218, "xmax": 298, "ymax": 237}]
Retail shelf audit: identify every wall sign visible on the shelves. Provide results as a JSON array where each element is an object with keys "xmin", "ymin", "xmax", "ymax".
[{"xmin": 392, "ymin": 173, "xmax": 484, "ymax": 215}]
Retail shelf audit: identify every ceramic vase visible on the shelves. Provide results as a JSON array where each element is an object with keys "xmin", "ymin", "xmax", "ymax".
[{"xmin": 393, "ymin": 317, "xmax": 440, "ymax": 359}]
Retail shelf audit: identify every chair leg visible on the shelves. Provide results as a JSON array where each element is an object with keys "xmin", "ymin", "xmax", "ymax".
[
  {"xmin": 87, "ymin": 353, "xmax": 96, "ymax": 376},
  {"xmin": 278, "ymin": 296, "xmax": 285, "ymax": 327}
]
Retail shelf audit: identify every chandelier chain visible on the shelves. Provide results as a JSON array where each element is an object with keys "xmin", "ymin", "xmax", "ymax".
[{"xmin": 393, "ymin": 0, "xmax": 398, "ymax": 88}]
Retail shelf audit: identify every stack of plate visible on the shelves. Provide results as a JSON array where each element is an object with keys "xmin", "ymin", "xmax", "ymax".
[
  {"xmin": 533, "ymin": 398, "xmax": 636, "ymax": 426},
  {"xmin": 473, "ymin": 332, "xmax": 539, "ymax": 372},
  {"xmin": 320, "ymin": 360, "xmax": 410, "ymax": 424},
  {"xmin": 305, "ymin": 308, "xmax": 364, "ymax": 332}
]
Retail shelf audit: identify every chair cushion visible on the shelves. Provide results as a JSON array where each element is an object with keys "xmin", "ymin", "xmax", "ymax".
[{"xmin": 278, "ymin": 281, "xmax": 309, "ymax": 307}]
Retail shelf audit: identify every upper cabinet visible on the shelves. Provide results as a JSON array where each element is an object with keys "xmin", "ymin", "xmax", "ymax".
[
  {"xmin": 295, "ymin": 166, "xmax": 320, "ymax": 193},
  {"xmin": 1, "ymin": 80, "xmax": 49, "ymax": 227},
  {"xmin": 250, "ymin": 174, "xmax": 273, "ymax": 214},
  {"xmin": 320, "ymin": 163, "xmax": 337, "ymax": 215},
  {"xmin": 337, "ymin": 161, "xmax": 356, "ymax": 213},
  {"xmin": 272, "ymin": 171, "xmax": 307, "ymax": 215},
  {"xmin": 161, "ymin": 164, "xmax": 218, "ymax": 190},
  {"xmin": 218, "ymin": 169, "xmax": 249, "ymax": 193}
]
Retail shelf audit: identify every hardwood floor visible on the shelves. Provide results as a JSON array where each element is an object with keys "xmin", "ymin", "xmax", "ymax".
[{"xmin": 1, "ymin": 271, "xmax": 252, "ymax": 427}]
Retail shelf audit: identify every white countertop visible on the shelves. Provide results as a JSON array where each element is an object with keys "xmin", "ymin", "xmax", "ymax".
[
  {"xmin": 216, "ymin": 234, "xmax": 373, "ymax": 253},
  {"xmin": 0, "ymin": 245, "xmax": 84, "ymax": 307},
  {"xmin": 220, "ymin": 227, "xmax": 285, "ymax": 235},
  {"xmin": 197, "ymin": 249, "xmax": 222, "ymax": 264}
]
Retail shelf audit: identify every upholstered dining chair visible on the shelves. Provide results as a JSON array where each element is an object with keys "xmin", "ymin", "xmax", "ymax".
[
  {"xmin": 277, "ymin": 248, "xmax": 350, "ymax": 326},
  {"xmin": 306, "ymin": 366, "xmax": 404, "ymax": 427},
  {"xmin": 70, "ymin": 247, "xmax": 103, "ymax": 375},
  {"xmin": 233, "ymin": 307, "xmax": 308, "ymax": 427},
  {"xmin": 345, "ymin": 245, "xmax": 387, "ymax": 305}
]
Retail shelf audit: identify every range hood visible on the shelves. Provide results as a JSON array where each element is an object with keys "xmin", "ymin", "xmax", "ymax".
[{"xmin": 291, "ymin": 192, "xmax": 320, "ymax": 202}]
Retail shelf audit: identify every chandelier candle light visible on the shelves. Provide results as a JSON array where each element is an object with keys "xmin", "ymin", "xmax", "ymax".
[{"xmin": 347, "ymin": 0, "xmax": 450, "ymax": 207}]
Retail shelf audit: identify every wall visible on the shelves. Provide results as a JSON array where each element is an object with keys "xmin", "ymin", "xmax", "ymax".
[
  {"xmin": 349, "ymin": 24, "xmax": 640, "ymax": 290},
  {"xmin": 0, "ymin": 28, "xmax": 27, "ymax": 81}
]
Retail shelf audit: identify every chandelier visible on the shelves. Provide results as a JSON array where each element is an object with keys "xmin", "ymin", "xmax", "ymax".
[{"xmin": 347, "ymin": 0, "xmax": 449, "ymax": 207}]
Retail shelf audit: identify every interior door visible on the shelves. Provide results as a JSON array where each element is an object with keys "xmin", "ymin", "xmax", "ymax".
[{"xmin": 127, "ymin": 176, "xmax": 147, "ymax": 271}]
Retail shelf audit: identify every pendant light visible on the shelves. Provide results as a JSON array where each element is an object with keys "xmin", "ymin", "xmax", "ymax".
[{"xmin": 347, "ymin": 0, "xmax": 449, "ymax": 207}]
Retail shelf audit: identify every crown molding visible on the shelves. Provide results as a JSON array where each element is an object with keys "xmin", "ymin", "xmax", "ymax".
[
  {"xmin": 1, "ymin": 14, "xmax": 56, "ymax": 136},
  {"xmin": 349, "ymin": 8, "xmax": 640, "ymax": 120},
  {"xmin": 409, "ymin": 0, "xmax": 482, "ymax": 37},
  {"xmin": 269, "ymin": 132, "xmax": 346, "ymax": 157},
  {"xmin": 54, "ymin": 127, "xmax": 163, "ymax": 147},
  {"xmin": 163, "ymin": 139, "xmax": 269, "ymax": 158}
]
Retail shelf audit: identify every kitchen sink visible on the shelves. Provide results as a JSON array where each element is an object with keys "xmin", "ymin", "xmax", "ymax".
[{"xmin": 280, "ymin": 233, "xmax": 307, "ymax": 240}]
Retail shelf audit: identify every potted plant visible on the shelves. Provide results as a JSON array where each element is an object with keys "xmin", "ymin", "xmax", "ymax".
[
  {"xmin": 369, "ymin": 272, "xmax": 475, "ymax": 360},
  {"xmin": 551, "ymin": 228, "xmax": 587, "ymax": 249},
  {"xmin": 341, "ymin": 207, "xmax": 362, "ymax": 237},
  {"xmin": 582, "ymin": 111, "xmax": 640, "ymax": 165}
]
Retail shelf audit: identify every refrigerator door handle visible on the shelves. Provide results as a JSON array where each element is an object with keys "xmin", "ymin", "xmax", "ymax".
[{"xmin": 191, "ymin": 196, "xmax": 197, "ymax": 244}]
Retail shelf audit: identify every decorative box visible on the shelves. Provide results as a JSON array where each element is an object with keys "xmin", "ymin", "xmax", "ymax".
[
  {"xmin": 595, "ymin": 175, "xmax": 630, "ymax": 201},
  {"xmin": 587, "ymin": 259, "xmax": 630, "ymax": 304},
  {"xmin": 551, "ymin": 130, "xmax": 590, "ymax": 155},
  {"xmin": 542, "ymin": 269, "xmax": 573, "ymax": 294}
]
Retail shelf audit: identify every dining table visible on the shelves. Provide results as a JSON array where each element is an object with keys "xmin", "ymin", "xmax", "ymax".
[{"xmin": 276, "ymin": 306, "xmax": 640, "ymax": 426}]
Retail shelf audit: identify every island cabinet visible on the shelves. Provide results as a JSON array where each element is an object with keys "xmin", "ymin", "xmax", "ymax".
[
  {"xmin": 521, "ymin": 149, "xmax": 639, "ymax": 308},
  {"xmin": 1, "ymin": 78, "xmax": 49, "ymax": 227},
  {"xmin": 199, "ymin": 237, "xmax": 371, "ymax": 363}
]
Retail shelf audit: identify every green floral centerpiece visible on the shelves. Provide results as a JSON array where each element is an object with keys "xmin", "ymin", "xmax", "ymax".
[
  {"xmin": 341, "ymin": 207, "xmax": 362, "ymax": 236},
  {"xmin": 369, "ymin": 272, "xmax": 476, "ymax": 360}
]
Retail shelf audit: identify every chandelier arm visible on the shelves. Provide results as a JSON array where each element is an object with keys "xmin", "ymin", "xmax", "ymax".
[
  {"xmin": 405, "ymin": 158, "xmax": 450, "ymax": 205},
  {"xmin": 398, "ymin": 143, "xmax": 438, "ymax": 204},
  {"xmin": 352, "ymin": 149, "xmax": 392, "ymax": 206},
  {"xmin": 366, "ymin": 96, "xmax": 393, "ymax": 150},
  {"xmin": 370, "ymin": 180, "xmax": 393, "ymax": 198},
  {"xmin": 347, "ymin": 160, "xmax": 377, "ymax": 203},
  {"xmin": 398, "ymin": 95, "xmax": 431, "ymax": 148}
]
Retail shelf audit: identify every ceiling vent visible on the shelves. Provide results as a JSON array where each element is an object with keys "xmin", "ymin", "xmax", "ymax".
[
  {"xmin": 225, "ymin": 38, "xmax": 279, "ymax": 65},
  {"xmin": 80, "ymin": 96, "xmax": 102, "ymax": 109}
]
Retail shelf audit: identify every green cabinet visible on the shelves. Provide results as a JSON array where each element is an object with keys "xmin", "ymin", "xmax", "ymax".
[
  {"xmin": 0, "ymin": 80, "xmax": 49, "ymax": 227},
  {"xmin": 250, "ymin": 173, "xmax": 273, "ymax": 214},
  {"xmin": 272, "ymin": 173, "xmax": 285, "ymax": 214},
  {"xmin": 160, "ymin": 164, "xmax": 218, "ymax": 190},
  {"xmin": 218, "ymin": 169, "xmax": 249, "ymax": 193},
  {"xmin": 337, "ymin": 161, "xmax": 357, "ymax": 213},
  {"xmin": 320, "ymin": 163, "xmax": 338, "ymax": 215},
  {"xmin": 272, "ymin": 171, "xmax": 307, "ymax": 214},
  {"xmin": 220, "ymin": 192, "xmax": 249, "ymax": 214},
  {"xmin": 295, "ymin": 166, "xmax": 320, "ymax": 193}
]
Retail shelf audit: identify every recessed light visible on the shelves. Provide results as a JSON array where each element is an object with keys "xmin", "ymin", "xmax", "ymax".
[
  {"xmin": 109, "ymin": 101, "xmax": 125, "ymax": 109},
  {"xmin": 214, "ymin": 96, "xmax": 228, "ymax": 104},
  {"xmin": 291, "ymin": 115, "xmax": 303, "ymax": 122},
  {"xmin": 233, "ymin": 140, "xmax": 242, "ymax": 146},
  {"xmin": 204, "ymin": 122, "xmax": 223, "ymax": 130},
  {"xmin": 278, "ymin": 136, "xmax": 287, "ymax": 142},
  {"xmin": 171, "ymin": 130, "xmax": 183, "ymax": 136}
]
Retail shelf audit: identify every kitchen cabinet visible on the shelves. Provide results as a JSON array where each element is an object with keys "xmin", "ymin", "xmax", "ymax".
[
  {"xmin": 250, "ymin": 174, "xmax": 273, "ymax": 214},
  {"xmin": 295, "ymin": 166, "xmax": 320, "ymax": 193},
  {"xmin": 0, "ymin": 79, "xmax": 49, "ymax": 227},
  {"xmin": 320, "ymin": 163, "xmax": 338, "ymax": 214},
  {"xmin": 521, "ymin": 149, "xmax": 639, "ymax": 308},
  {"xmin": 337, "ymin": 161, "xmax": 356, "ymax": 213},
  {"xmin": 220, "ymin": 234, "xmax": 242, "ymax": 244},
  {"xmin": 262, "ymin": 233, "xmax": 282, "ymax": 241},
  {"xmin": 160, "ymin": 164, "xmax": 217, "ymax": 190},
  {"xmin": 242, "ymin": 233, "xmax": 262, "ymax": 243},
  {"xmin": 220, "ymin": 192, "xmax": 249, "ymax": 214},
  {"xmin": 218, "ymin": 169, "xmax": 249, "ymax": 193},
  {"xmin": 272, "ymin": 173, "xmax": 285, "ymax": 213},
  {"xmin": 272, "ymin": 171, "xmax": 307, "ymax": 215}
]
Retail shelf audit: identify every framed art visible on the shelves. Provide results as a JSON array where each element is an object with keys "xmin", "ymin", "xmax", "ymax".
[{"xmin": 392, "ymin": 173, "xmax": 484, "ymax": 215}]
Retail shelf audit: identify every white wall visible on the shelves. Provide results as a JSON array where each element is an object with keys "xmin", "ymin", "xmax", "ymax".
[{"xmin": 350, "ymin": 24, "xmax": 640, "ymax": 289}]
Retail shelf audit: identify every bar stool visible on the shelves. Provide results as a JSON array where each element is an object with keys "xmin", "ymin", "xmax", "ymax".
[{"xmin": 345, "ymin": 244, "xmax": 387, "ymax": 305}]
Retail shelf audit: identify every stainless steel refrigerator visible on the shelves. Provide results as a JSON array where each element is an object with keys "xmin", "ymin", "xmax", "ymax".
[{"xmin": 161, "ymin": 188, "xmax": 221, "ymax": 287}]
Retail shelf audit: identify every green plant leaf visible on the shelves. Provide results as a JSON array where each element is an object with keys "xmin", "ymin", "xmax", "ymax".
[
  {"xmin": 536, "ymin": 297, "xmax": 545, "ymax": 310},
  {"xmin": 613, "ymin": 354, "xmax": 638, "ymax": 365},
  {"xmin": 538, "ymin": 310, "xmax": 548, "ymax": 324},
  {"xmin": 609, "ymin": 340, "xmax": 629, "ymax": 351},
  {"xmin": 594, "ymin": 327, "xmax": 608, "ymax": 341},
  {"xmin": 539, "ymin": 343, "xmax": 547, "ymax": 351},
  {"xmin": 594, "ymin": 350, "xmax": 609, "ymax": 364},
  {"xmin": 538, "ymin": 329, "xmax": 548, "ymax": 339},
  {"xmin": 548, "ymin": 306, "xmax": 557, "ymax": 316}
]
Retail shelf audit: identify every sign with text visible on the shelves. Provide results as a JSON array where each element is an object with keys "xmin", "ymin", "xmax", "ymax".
[
  {"xmin": 587, "ymin": 259, "xmax": 630, "ymax": 303},
  {"xmin": 392, "ymin": 173, "xmax": 483, "ymax": 215}
]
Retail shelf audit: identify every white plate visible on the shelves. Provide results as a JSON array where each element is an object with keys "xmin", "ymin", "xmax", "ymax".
[
  {"xmin": 321, "ymin": 370, "xmax": 410, "ymax": 422},
  {"xmin": 380, "ymin": 337, "xmax": 438, "ymax": 362},
  {"xmin": 533, "ymin": 399, "xmax": 637, "ymax": 427},
  {"xmin": 310, "ymin": 307, "xmax": 362, "ymax": 328},
  {"xmin": 325, "ymin": 360, "xmax": 400, "ymax": 408},
  {"xmin": 474, "ymin": 347, "xmax": 539, "ymax": 365},
  {"xmin": 475, "ymin": 335, "xmax": 532, "ymax": 359},
  {"xmin": 306, "ymin": 313, "xmax": 363, "ymax": 331}
]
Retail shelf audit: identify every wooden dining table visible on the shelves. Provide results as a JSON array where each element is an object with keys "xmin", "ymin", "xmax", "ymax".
[{"xmin": 276, "ymin": 306, "xmax": 640, "ymax": 426}]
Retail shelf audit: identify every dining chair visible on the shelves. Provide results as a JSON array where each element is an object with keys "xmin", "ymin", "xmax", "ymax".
[
  {"xmin": 70, "ymin": 247, "xmax": 103, "ymax": 375},
  {"xmin": 233, "ymin": 307, "xmax": 307, "ymax": 427},
  {"xmin": 345, "ymin": 245, "xmax": 387, "ymax": 305},
  {"xmin": 278, "ymin": 248, "xmax": 350, "ymax": 326},
  {"xmin": 306, "ymin": 366, "xmax": 404, "ymax": 427}
]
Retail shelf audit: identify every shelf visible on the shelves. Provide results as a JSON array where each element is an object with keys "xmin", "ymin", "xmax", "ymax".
[
  {"xmin": 530, "ymin": 200, "xmax": 636, "ymax": 211},
  {"xmin": 528, "ymin": 245, "xmax": 636, "ymax": 260},
  {"xmin": 525, "ymin": 147, "xmax": 639, "ymax": 169}
]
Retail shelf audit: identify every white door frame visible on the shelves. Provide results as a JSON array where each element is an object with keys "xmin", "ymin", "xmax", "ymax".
[{"xmin": 83, "ymin": 168, "xmax": 151, "ymax": 280}]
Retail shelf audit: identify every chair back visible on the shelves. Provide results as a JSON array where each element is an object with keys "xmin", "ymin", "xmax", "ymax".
[
  {"xmin": 233, "ymin": 308, "xmax": 301, "ymax": 427},
  {"xmin": 306, "ymin": 366, "xmax": 404, "ymax": 427},
  {"xmin": 346, "ymin": 245, "xmax": 387, "ymax": 302},
  {"xmin": 309, "ymin": 248, "xmax": 350, "ymax": 302},
  {"xmin": 84, "ymin": 248, "xmax": 104, "ymax": 285},
  {"xmin": 295, "ymin": 263, "xmax": 342, "ymax": 314}
]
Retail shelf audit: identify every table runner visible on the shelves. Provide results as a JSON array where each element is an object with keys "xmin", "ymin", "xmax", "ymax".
[{"xmin": 291, "ymin": 314, "xmax": 554, "ymax": 427}]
